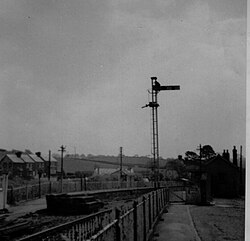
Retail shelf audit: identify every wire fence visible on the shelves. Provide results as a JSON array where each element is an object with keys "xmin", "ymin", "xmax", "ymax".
[
  {"xmin": 7, "ymin": 179, "xmax": 149, "ymax": 204},
  {"xmin": 7, "ymin": 180, "xmax": 182, "ymax": 205}
]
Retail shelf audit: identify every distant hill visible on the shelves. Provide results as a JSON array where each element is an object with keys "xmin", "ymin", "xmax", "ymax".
[{"xmin": 55, "ymin": 155, "xmax": 169, "ymax": 174}]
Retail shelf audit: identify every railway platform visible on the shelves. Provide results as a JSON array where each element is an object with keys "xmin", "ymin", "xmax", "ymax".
[{"xmin": 152, "ymin": 203, "xmax": 201, "ymax": 241}]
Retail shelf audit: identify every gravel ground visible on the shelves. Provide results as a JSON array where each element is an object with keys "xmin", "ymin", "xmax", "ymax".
[{"xmin": 189, "ymin": 198, "xmax": 245, "ymax": 241}]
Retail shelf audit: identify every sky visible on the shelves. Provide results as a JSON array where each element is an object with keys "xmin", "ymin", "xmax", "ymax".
[{"xmin": 0, "ymin": 0, "xmax": 246, "ymax": 158}]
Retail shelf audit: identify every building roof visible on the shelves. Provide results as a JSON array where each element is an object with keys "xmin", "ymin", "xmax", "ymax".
[
  {"xmin": 40, "ymin": 154, "xmax": 58, "ymax": 163},
  {"xmin": 21, "ymin": 154, "xmax": 35, "ymax": 163},
  {"xmin": 4, "ymin": 154, "xmax": 25, "ymax": 163},
  {"xmin": 94, "ymin": 167, "xmax": 135, "ymax": 176},
  {"xmin": 0, "ymin": 152, "xmax": 6, "ymax": 162},
  {"xmin": 111, "ymin": 168, "xmax": 135, "ymax": 176},
  {"xmin": 28, "ymin": 154, "xmax": 44, "ymax": 163},
  {"xmin": 204, "ymin": 154, "xmax": 238, "ymax": 169},
  {"xmin": 95, "ymin": 167, "xmax": 118, "ymax": 175}
]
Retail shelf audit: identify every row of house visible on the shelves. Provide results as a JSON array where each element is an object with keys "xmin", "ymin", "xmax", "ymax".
[
  {"xmin": 0, "ymin": 151, "xmax": 57, "ymax": 179},
  {"xmin": 92, "ymin": 167, "xmax": 135, "ymax": 181}
]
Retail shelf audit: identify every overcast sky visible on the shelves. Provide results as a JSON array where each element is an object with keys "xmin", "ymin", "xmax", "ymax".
[{"xmin": 0, "ymin": 0, "xmax": 246, "ymax": 158}]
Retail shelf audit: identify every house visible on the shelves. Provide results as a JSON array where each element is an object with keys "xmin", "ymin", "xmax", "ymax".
[
  {"xmin": 28, "ymin": 154, "xmax": 45, "ymax": 177},
  {"xmin": 204, "ymin": 154, "xmax": 240, "ymax": 198},
  {"xmin": 93, "ymin": 167, "xmax": 135, "ymax": 182},
  {"xmin": 36, "ymin": 152, "xmax": 58, "ymax": 177},
  {"xmin": 184, "ymin": 149, "xmax": 240, "ymax": 199},
  {"xmin": 20, "ymin": 154, "xmax": 36, "ymax": 178},
  {"xmin": 94, "ymin": 167, "xmax": 118, "ymax": 176},
  {"xmin": 0, "ymin": 154, "xmax": 25, "ymax": 177}
]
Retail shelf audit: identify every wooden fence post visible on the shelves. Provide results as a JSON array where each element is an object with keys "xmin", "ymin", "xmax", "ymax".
[
  {"xmin": 164, "ymin": 188, "xmax": 166, "ymax": 204},
  {"xmin": 148, "ymin": 194, "xmax": 152, "ymax": 230},
  {"xmin": 84, "ymin": 176, "xmax": 87, "ymax": 191},
  {"xmin": 115, "ymin": 208, "xmax": 121, "ymax": 241},
  {"xmin": 133, "ymin": 200, "xmax": 138, "ymax": 241},
  {"xmin": 80, "ymin": 176, "xmax": 83, "ymax": 191},
  {"xmin": 26, "ymin": 184, "xmax": 28, "ymax": 201},
  {"xmin": 164, "ymin": 188, "xmax": 167, "ymax": 205},
  {"xmin": 161, "ymin": 189, "xmax": 164, "ymax": 208},
  {"xmin": 49, "ymin": 181, "xmax": 52, "ymax": 194},
  {"xmin": 9, "ymin": 186, "xmax": 14, "ymax": 204},
  {"xmin": 143, "ymin": 196, "xmax": 146, "ymax": 241}
]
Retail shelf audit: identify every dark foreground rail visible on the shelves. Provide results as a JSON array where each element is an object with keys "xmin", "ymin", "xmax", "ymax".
[
  {"xmin": 18, "ymin": 209, "xmax": 114, "ymax": 241},
  {"xmin": 18, "ymin": 188, "xmax": 169, "ymax": 241}
]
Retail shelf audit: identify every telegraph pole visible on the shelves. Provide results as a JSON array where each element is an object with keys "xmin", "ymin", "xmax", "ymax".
[
  {"xmin": 59, "ymin": 145, "xmax": 66, "ymax": 193},
  {"xmin": 142, "ymin": 77, "xmax": 180, "ymax": 188},
  {"xmin": 120, "ymin": 147, "xmax": 123, "ymax": 187},
  {"xmin": 197, "ymin": 144, "xmax": 202, "ymax": 182},
  {"xmin": 48, "ymin": 150, "xmax": 51, "ymax": 181},
  {"xmin": 240, "ymin": 145, "xmax": 243, "ymax": 195},
  {"xmin": 197, "ymin": 144, "xmax": 204, "ymax": 203}
]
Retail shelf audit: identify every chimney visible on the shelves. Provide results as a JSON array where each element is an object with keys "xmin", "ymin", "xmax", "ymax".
[
  {"xmin": 233, "ymin": 146, "xmax": 237, "ymax": 167},
  {"xmin": 222, "ymin": 150, "xmax": 226, "ymax": 159},
  {"xmin": 16, "ymin": 152, "xmax": 22, "ymax": 158},
  {"xmin": 226, "ymin": 150, "xmax": 230, "ymax": 162},
  {"xmin": 36, "ymin": 152, "xmax": 41, "ymax": 157}
]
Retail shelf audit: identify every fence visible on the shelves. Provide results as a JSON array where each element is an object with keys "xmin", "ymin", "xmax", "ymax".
[
  {"xmin": 7, "ymin": 180, "xmax": 150, "ymax": 204},
  {"xmin": 18, "ymin": 208, "xmax": 114, "ymax": 241},
  {"xmin": 18, "ymin": 188, "xmax": 169, "ymax": 241}
]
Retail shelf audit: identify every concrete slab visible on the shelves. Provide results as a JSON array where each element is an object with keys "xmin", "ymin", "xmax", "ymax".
[{"xmin": 153, "ymin": 204, "xmax": 201, "ymax": 241}]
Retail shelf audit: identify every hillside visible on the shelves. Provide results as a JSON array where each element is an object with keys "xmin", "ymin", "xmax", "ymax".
[{"xmin": 56, "ymin": 155, "xmax": 169, "ymax": 174}]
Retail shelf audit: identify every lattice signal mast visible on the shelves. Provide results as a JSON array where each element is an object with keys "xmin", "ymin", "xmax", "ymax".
[{"xmin": 142, "ymin": 77, "xmax": 180, "ymax": 187}]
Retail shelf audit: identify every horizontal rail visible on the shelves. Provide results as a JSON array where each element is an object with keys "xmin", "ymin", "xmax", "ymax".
[{"xmin": 18, "ymin": 208, "xmax": 113, "ymax": 241}]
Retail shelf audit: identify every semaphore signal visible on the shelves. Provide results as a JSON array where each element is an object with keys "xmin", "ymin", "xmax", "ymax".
[{"xmin": 142, "ymin": 77, "xmax": 180, "ymax": 188}]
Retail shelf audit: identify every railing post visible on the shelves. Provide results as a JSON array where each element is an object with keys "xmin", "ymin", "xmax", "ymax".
[
  {"xmin": 160, "ymin": 189, "xmax": 163, "ymax": 209},
  {"xmin": 159, "ymin": 189, "xmax": 161, "ymax": 209},
  {"xmin": 143, "ymin": 196, "xmax": 146, "ymax": 241},
  {"xmin": 152, "ymin": 191, "xmax": 155, "ymax": 220},
  {"xmin": 115, "ymin": 208, "xmax": 121, "ymax": 241},
  {"xmin": 133, "ymin": 200, "xmax": 138, "ymax": 241},
  {"xmin": 162, "ymin": 189, "xmax": 164, "ymax": 207},
  {"xmin": 148, "ymin": 194, "xmax": 152, "ymax": 230},
  {"xmin": 156, "ymin": 190, "xmax": 158, "ymax": 215}
]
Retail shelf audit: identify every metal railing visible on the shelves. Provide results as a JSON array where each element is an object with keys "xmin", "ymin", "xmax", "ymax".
[
  {"xmin": 18, "ymin": 208, "xmax": 114, "ymax": 241},
  {"xmin": 89, "ymin": 188, "xmax": 169, "ymax": 241},
  {"xmin": 18, "ymin": 188, "xmax": 169, "ymax": 241}
]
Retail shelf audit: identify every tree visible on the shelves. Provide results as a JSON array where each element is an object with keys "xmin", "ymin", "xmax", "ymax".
[
  {"xmin": 165, "ymin": 159, "xmax": 187, "ymax": 178},
  {"xmin": 185, "ymin": 151, "xmax": 199, "ymax": 160},
  {"xmin": 201, "ymin": 145, "xmax": 216, "ymax": 160}
]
